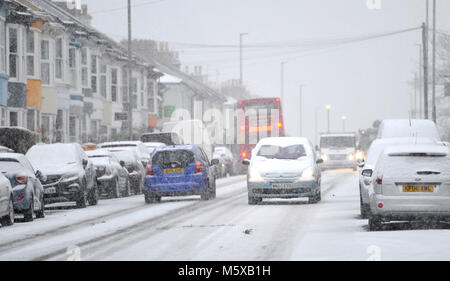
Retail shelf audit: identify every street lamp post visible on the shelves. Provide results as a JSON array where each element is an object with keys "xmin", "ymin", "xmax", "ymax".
[
  {"xmin": 341, "ymin": 116, "xmax": 347, "ymax": 132},
  {"xmin": 281, "ymin": 61, "xmax": 287, "ymax": 104},
  {"xmin": 325, "ymin": 105, "xmax": 331, "ymax": 133},
  {"xmin": 299, "ymin": 84, "xmax": 305, "ymax": 136},
  {"xmin": 239, "ymin": 33, "xmax": 248, "ymax": 86}
]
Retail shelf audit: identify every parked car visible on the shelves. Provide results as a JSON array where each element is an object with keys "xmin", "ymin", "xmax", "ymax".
[
  {"xmin": 144, "ymin": 145, "xmax": 219, "ymax": 203},
  {"xmin": 86, "ymin": 149, "xmax": 131, "ymax": 198},
  {"xmin": 0, "ymin": 173, "xmax": 14, "ymax": 227},
  {"xmin": 367, "ymin": 144, "xmax": 450, "ymax": 231},
  {"xmin": 109, "ymin": 149, "xmax": 145, "ymax": 195},
  {"xmin": 0, "ymin": 153, "xmax": 45, "ymax": 221},
  {"xmin": 242, "ymin": 137, "xmax": 323, "ymax": 205},
  {"xmin": 26, "ymin": 143, "xmax": 98, "ymax": 208},
  {"xmin": 0, "ymin": 146, "xmax": 13, "ymax": 153},
  {"xmin": 358, "ymin": 137, "xmax": 438, "ymax": 219},
  {"xmin": 140, "ymin": 132, "xmax": 184, "ymax": 145},
  {"xmin": 377, "ymin": 119, "xmax": 441, "ymax": 141},
  {"xmin": 143, "ymin": 142, "xmax": 166, "ymax": 156},
  {"xmin": 213, "ymin": 146, "xmax": 236, "ymax": 177},
  {"xmin": 99, "ymin": 141, "xmax": 151, "ymax": 167}
]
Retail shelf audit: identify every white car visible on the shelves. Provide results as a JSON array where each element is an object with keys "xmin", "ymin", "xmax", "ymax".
[
  {"xmin": 358, "ymin": 137, "xmax": 438, "ymax": 219},
  {"xmin": 0, "ymin": 172, "xmax": 14, "ymax": 227},
  {"xmin": 243, "ymin": 137, "xmax": 323, "ymax": 205},
  {"xmin": 143, "ymin": 142, "xmax": 166, "ymax": 155},
  {"xmin": 367, "ymin": 144, "xmax": 450, "ymax": 231}
]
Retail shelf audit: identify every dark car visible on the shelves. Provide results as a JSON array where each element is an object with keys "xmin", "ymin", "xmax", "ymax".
[
  {"xmin": 144, "ymin": 145, "xmax": 219, "ymax": 203},
  {"xmin": 0, "ymin": 153, "xmax": 45, "ymax": 221},
  {"xmin": 140, "ymin": 132, "xmax": 184, "ymax": 145},
  {"xmin": 110, "ymin": 149, "xmax": 145, "ymax": 195},
  {"xmin": 87, "ymin": 149, "xmax": 131, "ymax": 198},
  {"xmin": 26, "ymin": 143, "xmax": 98, "ymax": 208}
]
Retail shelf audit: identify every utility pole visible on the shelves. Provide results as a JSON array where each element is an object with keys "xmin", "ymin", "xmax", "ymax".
[
  {"xmin": 422, "ymin": 22, "xmax": 429, "ymax": 119},
  {"xmin": 299, "ymin": 85, "xmax": 305, "ymax": 136},
  {"xmin": 314, "ymin": 107, "xmax": 318, "ymax": 146},
  {"xmin": 325, "ymin": 105, "xmax": 331, "ymax": 133},
  {"xmin": 280, "ymin": 61, "xmax": 287, "ymax": 110},
  {"xmin": 432, "ymin": 0, "xmax": 436, "ymax": 123},
  {"xmin": 341, "ymin": 116, "xmax": 347, "ymax": 132},
  {"xmin": 127, "ymin": 0, "xmax": 133, "ymax": 138},
  {"xmin": 416, "ymin": 43, "xmax": 423, "ymax": 119},
  {"xmin": 414, "ymin": 72, "xmax": 418, "ymax": 118},
  {"xmin": 239, "ymin": 33, "xmax": 248, "ymax": 87}
]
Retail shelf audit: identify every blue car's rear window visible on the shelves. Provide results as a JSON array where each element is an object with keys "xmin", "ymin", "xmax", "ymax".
[{"xmin": 152, "ymin": 150, "xmax": 195, "ymax": 169}]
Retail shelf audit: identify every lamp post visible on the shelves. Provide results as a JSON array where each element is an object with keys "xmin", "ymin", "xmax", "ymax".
[
  {"xmin": 239, "ymin": 33, "xmax": 248, "ymax": 86},
  {"xmin": 325, "ymin": 105, "xmax": 331, "ymax": 133},
  {"xmin": 341, "ymin": 115, "xmax": 347, "ymax": 132}
]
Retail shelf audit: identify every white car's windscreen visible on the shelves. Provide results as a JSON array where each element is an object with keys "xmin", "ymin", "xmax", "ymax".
[{"xmin": 256, "ymin": 144, "xmax": 307, "ymax": 160}]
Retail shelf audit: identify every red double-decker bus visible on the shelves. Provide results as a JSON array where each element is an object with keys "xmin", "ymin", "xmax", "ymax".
[{"xmin": 237, "ymin": 97, "xmax": 285, "ymax": 161}]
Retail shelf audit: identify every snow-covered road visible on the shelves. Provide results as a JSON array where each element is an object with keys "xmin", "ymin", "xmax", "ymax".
[{"xmin": 1, "ymin": 170, "xmax": 450, "ymax": 261}]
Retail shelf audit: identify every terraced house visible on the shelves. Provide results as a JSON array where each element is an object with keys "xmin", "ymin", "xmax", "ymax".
[{"xmin": 1, "ymin": 0, "xmax": 229, "ymax": 145}]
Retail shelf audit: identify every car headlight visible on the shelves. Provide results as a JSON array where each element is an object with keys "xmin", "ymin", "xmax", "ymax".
[
  {"xmin": 355, "ymin": 151, "xmax": 364, "ymax": 160},
  {"xmin": 248, "ymin": 167, "xmax": 264, "ymax": 182},
  {"xmin": 321, "ymin": 153, "xmax": 328, "ymax": 162},
  {"xmin": 61, "ymin": 174, "xmax": 79, "ymax": 183},
  {"xmin": 300, "ymin": 167, "xmax": 315, "ymax": 180},
  {"xmin": 347, "ymin": 153, "xmax": 355, "ymax": 161}
]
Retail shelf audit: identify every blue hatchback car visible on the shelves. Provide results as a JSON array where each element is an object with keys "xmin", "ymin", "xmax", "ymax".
[{"xmin": 144, "ymin": 145, "xmax": 219, "ymax": 203}]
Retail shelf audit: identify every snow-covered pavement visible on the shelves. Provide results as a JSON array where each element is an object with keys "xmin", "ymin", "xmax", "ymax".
[{"xmin": 1, "ymin": 170, "xmax": 450, "ymax": 261}]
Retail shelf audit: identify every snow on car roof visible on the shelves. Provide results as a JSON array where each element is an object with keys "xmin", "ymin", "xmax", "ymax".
[
  {"xmin": 0, "ymin": 152, "xmax": 24, "ymax": 160},
  {"xmin": 320, "ymin": 133, "xmax": 355, "ymax": 137},
  {"xmin": 382, "ymin": 144, "xmax": 448, "ymax": 156},
  {"xmin": 86, "ymin": 149, "xmax": 112, "ymax": 157},
  {"xmin": 256, "ymin": 137, "xmax": 311, "ymax": 147},
  {"xmin": 377, "ymin": 119, "xmax": 440, "ymax": 140}
]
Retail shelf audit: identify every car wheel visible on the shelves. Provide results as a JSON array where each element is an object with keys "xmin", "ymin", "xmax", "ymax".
[
  {"xmin": 210, "ymin": 179, "xmax": 216, "ymax": 199},
  {"xmin": 36, "ymin": 195, "xmax": 45, "ymax": 219},
  {"xmin": 248, "ymin": 195, "xmax": 261, "ymax": 205},
  {"xmin": 144, "ymin": 193, "xmax": 160, "ymax": 204},
  {"xmin": 88, "ymin": 181, "xmax": 99, "ymax": 206},
  {"xmin": 368, "ymin": 216, "xmax": 382, "ymax": 231},
  {"xmin": 24, "ymin": 197, "xmax": 34, "ymax": 222},
  {"xmin": 0, "ymin": 197, "xmax": 14, "ymax": 226},
  {"xmin": 76, "ymin": 183, "xmax": 87, "ymax": 209},
  {"xmin": 200, "ymin": 181, "xmax": 211, "ymax": 200},
  {"xmin": 309, "ymin": 190, "xmax": 321, "ymax": 204},
  {"xmin": 109, "ymin": 178, "xmax": 119, "ymax": 199},
  {"xmin": 122, "ymin": 178, "xmax": 131, "ymax": 197},
  {"xmin": 360, "ymin": 193, "xmax": 369, "ymax": 219}
]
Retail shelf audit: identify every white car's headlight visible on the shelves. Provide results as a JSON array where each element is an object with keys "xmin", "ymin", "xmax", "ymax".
[
  {"xmin": 300, "ymin": 167, "xmax": 315, "ymax": 180},
  {"xmin": 321, "ymin": 153, "xmax": 328, "ymax": 162},
  {"xmin": 248, "ymin": 167, "xmax": 264, "ymax": 182}
]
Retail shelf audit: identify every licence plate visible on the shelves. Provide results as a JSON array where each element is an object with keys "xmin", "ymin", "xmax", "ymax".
[
  {"xmin": 44, "ymin": 187, "xmax": 56, "ymax": 194},
  {"xmin": 402, "ymin": 185, "xmax": 435, "ymax": 192},
  {"xmin": 271, "ymin": 183, "xmax": 292, "ymax": 189},
  {"xmin": 164, "ymin": 168, "xmax": 184, "ymax": 174}
]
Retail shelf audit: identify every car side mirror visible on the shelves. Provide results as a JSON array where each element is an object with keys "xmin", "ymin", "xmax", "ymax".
[
  {"xmin": 242, "ymin": 159, "xmax": 250, "ymax": 166},
  {"xmin": 120, "ymin": 160, "xmax": 125, "ymax": 167},
  {"xmin": 362, "ymin": 169, "xmax": 373, "ymax": 178},
  {"xmin": 211, "ymin": 159, "xmax": 220, "ymax": 166},
  {"xmin": 316, "ymin": 158, "xmax": 324, "ymax": 164},
  {"xmin": 36, "ymin": 170, "xmax": 47, "ymax": 182},
  {"xmin": 357, "ymin": 160, "xmax": 365, "ymax": 168}
]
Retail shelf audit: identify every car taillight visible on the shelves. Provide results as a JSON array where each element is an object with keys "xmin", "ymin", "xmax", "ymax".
[
  {"xmin": 194, "ymin": 161, "xmax": 203, "ymax": 174},
  {"xmin": 376, "ymin": 177, "xmax": 382, "ymax": 185},
  {"xmin": 16, "ymin": 175, "xmax": 27, "ymax": 184},
  {"xmin": 146, "ymin": 164, "xmax": 154, "ymax": 176},
  {"xmin": 16, "ymin": 195, "xmax": 24, "ymax": 202},
  {"xmin": 241, "ymin": 152, "xmax": 247, "ymax": 158}
]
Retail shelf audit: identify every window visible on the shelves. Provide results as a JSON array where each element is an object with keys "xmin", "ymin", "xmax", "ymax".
[
  {"xmin": 27, "ymin": 110, "xmax": 35, "ymax": 131},
  {"xmin": 0, "ymin": 108, "xmax": 5, "ymax": 126},
  {"xmin": 9, "ymin": 112, "xmax": 18, "ymax": 127},
  {"xmin": 69, "ymin": 116, "xmax": 76, "ymax": 137},
  {"xmin": 26, "ymin": 30, "xmax": 35, "ymax": 77},
  {"xmin": 100, "ymin": 63, "xmax": 107, "ymax": 98},
  {"xmin": 8, "ymin": 27, "xmax": 18, "ymax": 79},
  {"xmin": 0, "ymin": 20, "xmax": 5, "ymax": 74},
  {"xmin": 81, "ymin": 48, "xmax": 88, "ymax": 88},
  {"xmin": 147, "ymin": 81, "xmax": 155, "ymax": 112},
  {"xmin": 111, "ymin": 68, "xmax": 117, "ymax": 102},
  {"xmin": 122, "ymin": 69, "xmax": 128, "ymax": 102},
  {"xmin": 55, "ymin": 38, "xmax": 63, "ymax": 80},
  {"xmin": 91, "ymin": 55, "xmax": 97, "ymax": 93},
  {"xmin": 69, "ymin": 47, "xmax": 77, "ymax": 88},
  {"xmin": 41, "ymin": 40, "xmax": 51, "ymax": 85},
  {"xmin": 140, "ymin": 74, "xmax": 145, "ymax": 107},
  {"xmin": 131, "ymin": 77, "xmax": 138, "ymax": 109}
]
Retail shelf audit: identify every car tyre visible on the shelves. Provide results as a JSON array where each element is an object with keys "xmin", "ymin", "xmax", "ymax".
[
  {"xmin": 109, "ymin": 178, "xmax": 120, "ymax": 199},
  {"xmin": 248, "ymin": 195, "xmax": 261, "ymax": 205},
  {"xmin": 145, "ymin": 193, "xmax": 160, "ymax": 204},
  {"xmin": 88, "ymin": 182, "xmax": 99, "ymax": 206},
  {"xmin": 368, "ymin": 216, "xmax": 382, "ymax": 231},
  {"xmin": 24, "ymin": 197, "xmax": 35, "ymax": 222},
  {"xmin": 76, "ymin": 182, "xmax": 87, "ymax": 209},
  {"xmin": 1, "ymin": 197, "xmax": 14, "ymax": 226},
  {"xmin": 309, "ymin": 190, "xmax": 321, "ymax": 204},
  {"xmin": 122, "ymin": 178, "xmax": 131, "ymax": 197},
  {"xmin": 36, "ymin": 196, "xmax": 45, "ymax": 219}
]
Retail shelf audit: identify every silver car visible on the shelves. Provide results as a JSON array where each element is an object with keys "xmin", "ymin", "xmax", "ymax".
[{"xmin": 368, "ymin": 144, "xmax": 450, "ymax": 231}]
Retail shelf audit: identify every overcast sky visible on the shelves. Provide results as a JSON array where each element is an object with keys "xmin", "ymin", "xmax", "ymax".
[{"xmin": 81, "ymin": 0, "xmax": 450, "ymax": 143}]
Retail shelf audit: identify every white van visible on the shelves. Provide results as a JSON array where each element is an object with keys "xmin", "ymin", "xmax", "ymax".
[{"xmin": 377, "ymin": 119, "xmax": 441, "ymax": 141}]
